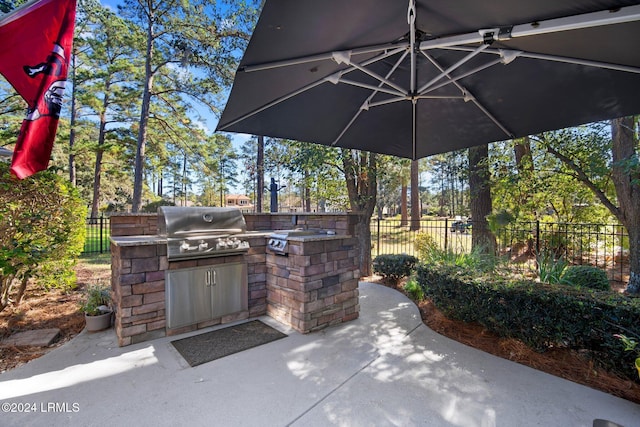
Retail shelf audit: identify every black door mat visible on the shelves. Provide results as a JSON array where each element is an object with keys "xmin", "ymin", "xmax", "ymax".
[{"xmin": 171, "ymin": 320, "xmax": 287, "ymax": 367}]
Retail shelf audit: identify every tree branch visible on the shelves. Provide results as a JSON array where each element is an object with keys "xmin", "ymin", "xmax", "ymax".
[{"xmin": 545, "ymin": 144, "xmax": 622, "ymax": 220}]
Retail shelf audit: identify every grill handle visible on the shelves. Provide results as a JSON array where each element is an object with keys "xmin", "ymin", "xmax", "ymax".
[{"xmin": 204, "ymin": 269, "xmax": 217, "ymax": 287}]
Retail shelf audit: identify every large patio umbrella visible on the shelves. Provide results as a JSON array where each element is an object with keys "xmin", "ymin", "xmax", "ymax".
[{"xmin": 217, "ymin": 0, "xmax": 640, "ymax": 159}]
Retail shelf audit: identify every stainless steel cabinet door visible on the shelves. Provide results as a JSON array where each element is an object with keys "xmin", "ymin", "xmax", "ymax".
[
  {"xmin": 211, "ymin": 263, "xmax": 248, "ymax": 318},
  {"xmin": 166, "ymin": 263, "xmax": 248, "ymax": 329},
  {"xmin": 166, "ymin": 267, "xmax": 212, "ymax": 329}
]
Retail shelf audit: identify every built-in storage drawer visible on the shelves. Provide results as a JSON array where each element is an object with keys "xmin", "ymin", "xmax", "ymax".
[{"xmin": 166, "ymin": 263, "xmax": 248, "ymax": 329}]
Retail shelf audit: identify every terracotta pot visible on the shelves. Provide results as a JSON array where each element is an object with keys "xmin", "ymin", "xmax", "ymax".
[{"xmin": 85, "ymin": 311, "xmax": 112, "ymax": 332}]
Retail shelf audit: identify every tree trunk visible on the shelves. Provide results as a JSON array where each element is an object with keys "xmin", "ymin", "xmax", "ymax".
[
  {"xmin": 400, "ymin": 177, "xmax": 408, "ymax": 226},
  {"xmin": 514, "ymin": 136, "xmax": 533, "ymax": 173},
  {"xmin": 90, "ymin": 87, "xmax": 110, "ymax": 219},
  {"xmin": 611, "ymin": 117, "xmax": 640, "ymax": 294},
  {"xmin": 439, "ymin": 173, "xmax": 446, "ymax": 216},
  {"xmin": 256, "ymin": 135, "xmax": 264, "ymax": 213},
  {"xmin": 304, "ymin": 176, "xmax": 311, "ymax": 212},
  {"xmin": 469, "ymin": 144, "xmax": 496, "ymax": 254},
  {"xmin": 90, "ymin": 149, "xmax": 103, "ymax": 218},
  {"xmin": 410, "ymin": 159, "xmax": 420, "ymax": 230},
  {"xmin": 132, "ymin": 15, "xmax": 155, "ymax": 213},
  {"xmin": 342, "ymin": 149, "xmax": 376, "ymax": 276}
]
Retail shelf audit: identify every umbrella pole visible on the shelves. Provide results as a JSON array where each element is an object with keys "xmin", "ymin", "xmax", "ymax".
[
  {"xmin": 409, "ymin": 0, "xmax": 417, "ymax": 160},
  {"xmin": 408, "ymin": 0, "xmax": 417, "ymax": 94}
]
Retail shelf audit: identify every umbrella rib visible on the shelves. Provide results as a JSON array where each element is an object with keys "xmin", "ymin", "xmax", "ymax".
[
  {"xmin": 217, "ymin": 79, "xmax": 327, "ymax": 130},
  {"xmin": 366, "ymin": 97, "xmax": 408, "ymax": 109},
  {"xmin": 445, "ymin": 46, "xmax": 640, "ymax": 74},
  {"xmin": 367, "ymin": 95, "xmax": 466, "ymax": 110},
  {"xmin": 331, "ymin": 50, "xmax": 409, "ymax": 146},
  {"xmin": 522, "ymin": 52, "xmax": 640, "ymax": 74},
  {"xmin": 242, "ymin": 42, "xmax": 409, "ymax": 73},
  {"xmin": 219, "ymin": 47, "xmax": 406, "ymax": 130},
  {"xmin": 418, "ymin": 53, "xmax": 504, "ymax": 95},
  {"xmin": 417, "ymin": 44, "xmax": 489, "ymax": 94},
  {"xmin": 337, "ymin": 79, "xmax": 405, "ymax": 97},
  {"xmin": 347, "ymin": 60, "xmax": 407, "ymax": 95},
  {"xmin": 422, "ymin": 52, "xmax": 514, "ymax": 138}
]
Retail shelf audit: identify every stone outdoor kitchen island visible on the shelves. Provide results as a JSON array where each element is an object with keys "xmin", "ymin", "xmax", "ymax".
[
  {"xmin": 110, "ymin": 212, "xmax": 360, "ymax": 346},
  {"xmin": 266, "ymin": 233, "xmax": 360, "ymax": 333}
]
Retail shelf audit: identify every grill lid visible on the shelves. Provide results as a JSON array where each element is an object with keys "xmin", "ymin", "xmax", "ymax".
[
  {"xmin": 158, "ymin": 206, "xmax": 247, "ymax": 238},
  {"xmin": 158, "ymin": 207, "xmax": 249, "ymax": 260}
]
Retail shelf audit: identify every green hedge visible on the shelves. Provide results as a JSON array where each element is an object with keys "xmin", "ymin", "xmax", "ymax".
[
  {"xmin": 562, "ymin": 265, "xmax": 611, "ymax": 291},
  {"xmin": 372, "ymin": 254, "xmax": 417, "ymax": 283},
  {"xmin": 416, "ymin": 264, "xmax": 640, "ymax": 382}
]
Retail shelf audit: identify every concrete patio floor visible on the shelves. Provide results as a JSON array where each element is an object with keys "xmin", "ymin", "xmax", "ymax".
[{"xmin": 1, "ymin": 282, "xmax": 638, "ymax": 427}]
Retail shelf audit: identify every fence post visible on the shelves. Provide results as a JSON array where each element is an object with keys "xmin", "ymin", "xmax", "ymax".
[
  {"xmin": 444, "ymin": 218, "xmax": 448, "ymax": 252},
  {"xmin": 99, "ymin": 215, "xmax": 104, "ymax": 254},
  {"xmin": 376, "ymin": 217, "xmax": 381, "ymax": 258},
  {"xmin": 535, "ymin": 220, "xmax": 540, "ymax": 255}
]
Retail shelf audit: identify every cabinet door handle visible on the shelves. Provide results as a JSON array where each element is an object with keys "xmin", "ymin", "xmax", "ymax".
[
  {"xmin": 205, "ymin": 270, "xmax": 211, "ymax": 287},
  {"xmin": 212, "ymin": 269, "xmax": 217, "ymax": 286}
]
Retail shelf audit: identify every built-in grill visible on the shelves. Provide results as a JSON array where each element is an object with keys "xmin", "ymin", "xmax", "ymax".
[{"xmin": 158, "ymin": 206, "xmax": 250, "ymax": 260}]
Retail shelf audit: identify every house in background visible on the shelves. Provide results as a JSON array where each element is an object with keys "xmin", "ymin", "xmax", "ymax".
[{"xmin": 226, "ymin": 194, "xmax": 254, "ymax": 212}]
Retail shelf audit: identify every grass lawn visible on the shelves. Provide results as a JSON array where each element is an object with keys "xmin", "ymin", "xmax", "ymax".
[{"xmin": 83, "ymin": 224, "xmax": 110, "ymax": 254}]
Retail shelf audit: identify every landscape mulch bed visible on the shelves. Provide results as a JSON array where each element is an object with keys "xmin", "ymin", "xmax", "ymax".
[{"xmin": 0, "ymin": 287, "xmax": 85, "ymax": 372}]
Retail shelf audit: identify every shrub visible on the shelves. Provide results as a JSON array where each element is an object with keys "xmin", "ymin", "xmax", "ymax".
[
  {"xmin": 414, "ymin": 232, "xmax": 439, "ymax": 262},
  {"xmin": 403, "ymin": 278, "xmax": 424, "ymax": 301},
  {"xmin": 536, "ymin": 250, "xmax": 568, "ymax": 284},
  {"xmin": 141, "ymin": 199, "xmax": 175, "ymax": 213},
  {"xmin": 0, "ymin": 163, "xmax": 86, "ymax": 312},
  {"xmin": 561, "ymin": 265, "xmax": 610, "ymax": 291},
  {"xmin": 372, "ymin": 254, "xmax": 417, "ymax": 283},
  {"xmin": 416, "ymin": 263, "xmax": 640, "ymax": 382},
  {"xmin": 416, "ymin": 234, "xmax": 496, "ymax": 274}
]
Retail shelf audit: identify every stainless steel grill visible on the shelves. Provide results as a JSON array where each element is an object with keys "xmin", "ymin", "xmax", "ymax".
[{"xmin": 158, "ymin": 206, "xmax": 250, "ymax": 260}]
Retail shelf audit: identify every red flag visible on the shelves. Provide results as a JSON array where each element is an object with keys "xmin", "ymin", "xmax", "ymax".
[{"xmin": 0, "ymin": 0, "xmax": 76, "ymax": 178}]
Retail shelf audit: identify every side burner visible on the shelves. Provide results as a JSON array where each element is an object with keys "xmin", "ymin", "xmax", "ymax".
[{"xmin": 266, "ymin": 229, "xmax": 333, "ymax": 255}]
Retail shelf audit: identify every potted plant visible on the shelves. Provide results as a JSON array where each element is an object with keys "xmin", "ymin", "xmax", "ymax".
[{"xmin": 80, "ymin": 283, "xmax": 112, "ymax": 332}]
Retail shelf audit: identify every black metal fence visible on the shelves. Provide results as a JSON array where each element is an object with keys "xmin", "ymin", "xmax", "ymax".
[
  {"xmin": 83, "ymin": 216, "xmax": 111, "ymax": 255},
  {"xmin": 371, "ymin": 218, "xmax": 630, "ymax": 283},
  {"xmin": 81, "ymin": 214, "xmax": 630, "ymax": 282}
]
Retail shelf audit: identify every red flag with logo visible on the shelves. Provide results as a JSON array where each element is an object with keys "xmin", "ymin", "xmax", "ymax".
[{"xmin": 0, "ymin": 0, "xmax": 76, "ymax": 178}]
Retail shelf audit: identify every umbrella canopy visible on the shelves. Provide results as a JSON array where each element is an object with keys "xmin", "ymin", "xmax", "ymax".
[{"xmin": 217, "ymin": 0, "xmax": 640, "ymax": 159}]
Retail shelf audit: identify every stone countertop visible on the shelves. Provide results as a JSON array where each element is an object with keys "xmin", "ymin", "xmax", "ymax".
[
  {"xmin": 110, "ymin": 231, "xmax": 348, "ymax": 246},
  {"xmin": 110, "ymin": 231, "xmax": 275, "ymax": 247},
  {"xmin": 286, "ymin": 233, "xmax": 351, "ymax": 242},
  {"xmin": 238, "ymin": 231, "xmax": 274, "ymax": 238},
  {"xmin": 110, "ymin": 235, "xmax": 166, "ymax": 246}
]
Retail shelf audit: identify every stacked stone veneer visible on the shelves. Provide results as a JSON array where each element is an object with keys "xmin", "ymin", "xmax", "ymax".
[
  {"xmin": 110, "ymin": 241, "xmax": 166, "ymax": 346},
  {"xmin": 110, "ymin": 234, "xmax": 268, "ymax": 347},
  {"xmin": 110, "ymin": 212, "xmax": 360, "ymax": 346},
  {"xmin": 111, "ymin": 213, "xmax": 157, "ymax": 236},
  {"xmin": 244, "ymin": 213, "xmax": 358, "ymax": 235},
  {"xmin": 266, "ymin": 236, "xmax": 360, "ymax": 333}
]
